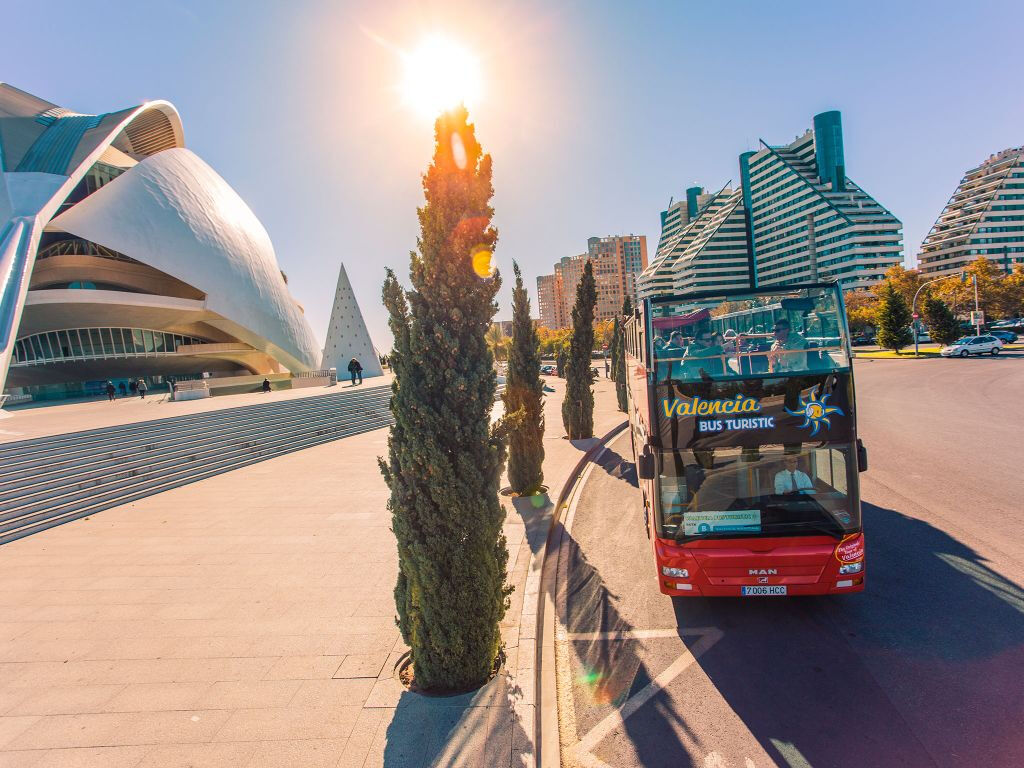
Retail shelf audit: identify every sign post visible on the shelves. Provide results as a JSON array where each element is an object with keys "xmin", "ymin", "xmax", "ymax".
[{"xmin": 912, "ymin": 313, "xmax": 920, "ymax": 357}]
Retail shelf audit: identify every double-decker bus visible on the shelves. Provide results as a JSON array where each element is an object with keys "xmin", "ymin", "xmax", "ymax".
[{"xmin": 624, "ymin": 282, "xmax": 867, "ymax": 597}]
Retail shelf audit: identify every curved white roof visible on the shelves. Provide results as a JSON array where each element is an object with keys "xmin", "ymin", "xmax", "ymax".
[{"xmin": 50, "ymin": 148, "xmax": 319, "ymax": 372}]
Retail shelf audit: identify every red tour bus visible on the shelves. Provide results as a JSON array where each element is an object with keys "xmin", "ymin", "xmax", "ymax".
[{"xmin": 624, "ymin": 283, "xmax": 868, "ymax": 597}]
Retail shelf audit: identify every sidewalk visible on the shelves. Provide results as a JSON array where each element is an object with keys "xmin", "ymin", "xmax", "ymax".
[{"xmin": 0, "ymin": 374, "xmax": 624, "ymax": 767}]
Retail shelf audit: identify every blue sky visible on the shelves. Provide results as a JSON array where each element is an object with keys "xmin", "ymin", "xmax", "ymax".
[{"xmin": 5, "ymin": 0, "xmax": 1021, "ymax": 350}]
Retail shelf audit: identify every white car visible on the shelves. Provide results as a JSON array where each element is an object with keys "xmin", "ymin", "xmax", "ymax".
[{"xmin": 940, "ymin": 335, "xmax": 1003, "ymax": 357}]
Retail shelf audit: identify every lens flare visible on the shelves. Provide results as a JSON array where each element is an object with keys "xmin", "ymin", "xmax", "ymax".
[
  {"xmin": 451, "ymin": 132, "xmax": 467, "ymax": 169},
  {"xmin": 472, "ymin": 247, "xmax": 496, "ymax": 279}
]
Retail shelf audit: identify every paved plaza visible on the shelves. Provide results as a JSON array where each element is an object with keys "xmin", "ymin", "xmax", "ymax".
[{"xmin": 0, "ymin": 377, "xmax": 624, "ymax": 767}]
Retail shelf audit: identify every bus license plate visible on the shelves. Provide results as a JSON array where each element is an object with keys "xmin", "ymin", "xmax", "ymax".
[{"xmin": 742, "ymin": 586, "xmax": 787, "ymax": 596}]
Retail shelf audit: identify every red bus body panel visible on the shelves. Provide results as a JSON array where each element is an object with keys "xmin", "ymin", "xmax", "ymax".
[{"xmin": 653, "ymin": 534, "xmax": 865, "ymax": 597}]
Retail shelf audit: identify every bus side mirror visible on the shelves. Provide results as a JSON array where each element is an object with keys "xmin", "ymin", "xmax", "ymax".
[
  {"xmin": 637, "ymin": 449, "xmax": 656, "ymax": 480},
  {"xmin": 857, "ymin": 439, "xmax": 868, "ymax": 472}
]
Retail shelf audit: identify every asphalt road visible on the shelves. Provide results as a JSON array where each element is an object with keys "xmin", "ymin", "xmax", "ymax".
[{"xmin": 556, "ymin": 357, "xmax": 1024, "ymax": 768}]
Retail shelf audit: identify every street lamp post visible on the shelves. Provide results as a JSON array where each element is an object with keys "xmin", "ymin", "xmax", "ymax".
[{"xmin": 912, "ymin": 271, "xmax": 968, "ymax": 357}]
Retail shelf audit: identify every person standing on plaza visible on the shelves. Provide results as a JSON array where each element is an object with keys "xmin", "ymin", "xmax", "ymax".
[
  {"xmin": 105, "ymin": 381, "xmax": 116, "ymax": 401},
  {"xmin": 137, "ymin": 378, "xmax": 147, "ymax": 398},
  {"xmin": 262, "ymin": 377, "xmax": 271, "ymax": 393},
  {"xmin": 129, "ymin": 379, "xmax": 137, "ymax": 396},
  {"xmin": 347, "ymin": 357, "xmax": 363, "ymax": 386}
]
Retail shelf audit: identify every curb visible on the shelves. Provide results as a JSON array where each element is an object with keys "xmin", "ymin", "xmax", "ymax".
[{"xmin": 535, "ymin": 419, "xmax": 628, "ymax": 768}]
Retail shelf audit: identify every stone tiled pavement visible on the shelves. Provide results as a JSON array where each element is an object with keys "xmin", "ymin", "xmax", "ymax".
[{"xmin": 0, "ymin": 375, "xmax": 623, "ymax": 767}]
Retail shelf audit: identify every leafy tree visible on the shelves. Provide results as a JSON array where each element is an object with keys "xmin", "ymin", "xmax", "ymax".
[
  {"xmin": 843, "ymin": 290, "xmax": 878, "ymax": 332},
  {"xmin": 923, "ymin": 295, "xmax": 960, "ymax": 346},
  {"xmin": 562, "ymin": 261, "xmax": 597, "ymax": 438},
  {"xmin": 504, "ymin": 262, "xmax": 544, "ymax": 495},
  {"xmin": 879, "ymin": 264, "xmax": 924, "ymax": 309},
  {"xmin": 875, "ymin": 283, "xmax": 913, "ymax": 353},
  {"xmin": 614, "ymin": 296, "xmax": 631, "ymax": 412},
  {"xmin": 379, "ymin": 107, "xmax": 510, "ymax": 691},
  {"xmin": 593, "ymin": 319, "xmax": 615, "ymax": 351}
]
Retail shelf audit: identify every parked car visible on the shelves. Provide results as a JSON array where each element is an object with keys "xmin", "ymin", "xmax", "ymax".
[
  {"xmin": 540, "ymin": 365, "xmax": 555, "ymax": 375},
  {"xmin": 915, "ymin": 329, "xmax": 931, "ymax": 343},
  {"xmin": 940, "ymin": 336, "xmax": 1003, "ymax": 357},
  {"xmin": 851, "ymin": 332, "xmax": 875, "ymax": 346},
  {"xmin": 988, "ymin": 329, "xmax": 1018, "ymax": 344}
]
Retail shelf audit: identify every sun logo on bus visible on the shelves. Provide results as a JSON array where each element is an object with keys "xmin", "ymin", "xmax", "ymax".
[{"xmin": 785, "ymin": 388, "xmax": 843, "ymax": 436}]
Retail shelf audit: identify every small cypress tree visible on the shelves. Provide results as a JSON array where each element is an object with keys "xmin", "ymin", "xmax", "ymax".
[
  {"xmin": 876, "ymin": 283, "xmax": 913, "ymax": 353},
  {"xmin": 614, "ymin": 296, "xmax": 631, "ymax": 412},
  {"xmin": 555, "ymin": 343, "xmax": 568, "ymax": 378},
  {"xmin": 923, "ymin": 294, "xmax": 960, "ymax": 347},
  {"xmin": 562, "ymin": 260, "xmax": 597, "ymax": 438},
  {"xmin": 379, "ymin": 107, "xmax": 509, "ymax": 691},
  {"xmin": 504, "ymin": 262, "xmax": 544, "ymax": 495}
]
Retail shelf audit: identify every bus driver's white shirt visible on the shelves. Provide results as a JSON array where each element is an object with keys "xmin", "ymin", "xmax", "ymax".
[{"xmin": 774, "ymin": 469, "xmax": 813, "ymax": 495}]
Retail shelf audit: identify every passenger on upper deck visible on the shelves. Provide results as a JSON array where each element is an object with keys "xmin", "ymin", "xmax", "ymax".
[
  {"xmin": 766, "ymin": 318, "xmax": 808, "ymax": 373},
  {"xmin": 682, "ymin": 329, "xmax": 725, "ymax": 378}
]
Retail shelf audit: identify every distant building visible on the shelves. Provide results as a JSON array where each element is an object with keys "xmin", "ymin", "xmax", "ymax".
[
  {"xmin": 918, "ymin": 146, "xmax": 1024, "ymax": 277},
  {"xmin": 638, "ymin": 111, "xmax": 903, "ymax": 299},
  {"xmin": 536, "ymin": 235, "xmax": 648, "ymax": 329}
]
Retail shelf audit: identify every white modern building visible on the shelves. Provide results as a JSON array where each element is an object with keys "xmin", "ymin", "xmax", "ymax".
[
  {"xmin": 0, "ymin": 83, "xmax": 321, "ymax": 399},
  {"xmin": 918, "ymin": 146, "xmax": 1024, "ymax": 276}
]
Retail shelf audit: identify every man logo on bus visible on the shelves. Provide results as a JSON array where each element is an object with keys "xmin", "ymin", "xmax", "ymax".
[{"xmin": 785, "ymin": 387, "xmax": 843, "ymax": 436}]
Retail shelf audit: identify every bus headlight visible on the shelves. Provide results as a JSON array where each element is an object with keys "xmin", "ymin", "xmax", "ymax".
[
  {"xmin": 838, "ymin": 561, "xmax": 863, "ymax": 575},
  {"xmin": 662, "ymin": 566, "xmax": 689, "ymax": 578}
]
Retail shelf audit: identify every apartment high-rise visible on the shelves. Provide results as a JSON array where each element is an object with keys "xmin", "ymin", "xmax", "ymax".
[
  {"xmin": 918, "ymin": 146, "xmax": 1024, "ymax": 277},
  {"xmin": 638, "ymin": 110, "xmax": 903, "ymax": 299},
  {"xmin": 637, "ymin": 185, "xmax": 752, "ymax": 299},
  {"xmin": 536, "ymin": 235, "xmax": 648, "ymax": 329}
]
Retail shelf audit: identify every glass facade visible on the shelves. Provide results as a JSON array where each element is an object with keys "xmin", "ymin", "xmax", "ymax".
[{"xmin": 11, "ymin": 328, "xmax": 206, "ymax": 366}]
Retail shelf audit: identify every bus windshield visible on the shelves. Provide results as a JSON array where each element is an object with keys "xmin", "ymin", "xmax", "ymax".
[
  {"xmin": 657, "ymin": 444, "xmax": 860, "ymax": 541},
  {"xmin": 650, "ymin": 286, "xmax": 850, "ymax": 383}
]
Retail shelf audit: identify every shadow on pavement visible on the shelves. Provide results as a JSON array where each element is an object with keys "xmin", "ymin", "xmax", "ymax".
[
  {"xmin": 671, "ymin": 501, "xmax": 1024, "ymax": 768},
  {"xmin": 382, "ymin": 668, "xmax": 531, "ymax": 767},
  {"xmin": 564, "ymin": 447, "xmax": 698, "ymax": 766}
]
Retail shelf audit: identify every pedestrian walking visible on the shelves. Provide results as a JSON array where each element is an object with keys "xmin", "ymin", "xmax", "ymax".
[
  {"xmin": 129, "ymin": 380, "xmax": 138, "ymax": 396},
  {"xmin": 137, "ymin": 378, "xmax": 147, "ymax": 398},
  {"xmin": 105, "ymin": 381, "xmax": 116, "ymax": 401},
  {"xmin": 262, "ymin": 377, "xmax": 271, "ymax": 393},
  {"xmin": 119, "ymin": 381, "xmax": 127, "ymax": 396},
  {"xmin": 347, "ymin": 357, "xmax": 363, "ymax": 386}
]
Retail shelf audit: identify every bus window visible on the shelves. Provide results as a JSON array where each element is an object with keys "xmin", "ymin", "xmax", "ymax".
[
  {"xmin": 650, "ymin": 286, "xmax": 849, "ymax": 383},
  {"xmin": 656, "ymin": 445, "xmax": 859, "ymax": 541}
]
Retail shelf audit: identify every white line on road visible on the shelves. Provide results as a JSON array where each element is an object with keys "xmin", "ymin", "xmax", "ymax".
[{"xmin": 567, "ymin": 628, "xmax": 683, "ymax": 641}]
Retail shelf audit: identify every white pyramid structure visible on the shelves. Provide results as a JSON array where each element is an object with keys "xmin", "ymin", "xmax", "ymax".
[{"xmin": 321, "ymin": 263, "xmax": 383, "ymax": 379}]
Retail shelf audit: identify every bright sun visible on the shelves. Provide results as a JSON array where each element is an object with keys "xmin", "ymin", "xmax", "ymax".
[{"xmin": 400, "ymin": 35, "xmax": 482, "ymax": 119}]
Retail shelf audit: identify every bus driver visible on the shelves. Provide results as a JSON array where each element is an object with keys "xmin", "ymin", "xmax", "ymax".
[{"xmin": 774, "ymin": 455, "xmax": 814, "ymax": 495}]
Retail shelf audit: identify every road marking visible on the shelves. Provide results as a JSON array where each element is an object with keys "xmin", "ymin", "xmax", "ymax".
[
  {"xmin": 567, "ymin": 628, "xmax": 683, "ymax": 641},
  {"xmin": 769, "ymin": 739, "xmax": 814, "ymax": 768}
]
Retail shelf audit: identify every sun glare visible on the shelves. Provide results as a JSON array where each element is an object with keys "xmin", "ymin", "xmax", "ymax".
[{"xmin": 400, "ymin": 35, "xmax": 482, "ymax": 119}]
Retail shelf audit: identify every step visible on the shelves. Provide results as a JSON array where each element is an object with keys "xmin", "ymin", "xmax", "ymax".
[
  {"xmin": 0, "ymin": 386, "xmax": 391, "ymax": 463},
  {"xmin": 0, "ymin": 409, "xmax": 395, "ymax": 541},
  {"xmin": 0, "ymin": 411, "xmax": 394, "ymax": 546},
  {"xmin": 0, "ymin": 406, "xmax": 392, "ymax": 512},
  {"xmin": 0, "ymin": 389, "xmax": 392, "ymax": 484}
]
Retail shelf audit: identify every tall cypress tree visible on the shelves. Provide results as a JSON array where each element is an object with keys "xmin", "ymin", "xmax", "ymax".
[
  {"xmin": 380, "ymin": 107, "xmax": 509, "ymax": 691},
  {"xmin": 614, "ymin": 296, "xmax": 632, "ymax": 412},
  {"xmin": 876, "ymin": 282, "xmax": 913, "ymax": 353},
  {"xmin": 504, "ymin": 262, "xmax": 545, "ymax": 495},
  {"xmin": 562, "ymin": 260, "xmax": 597, "ymax": 439}
]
